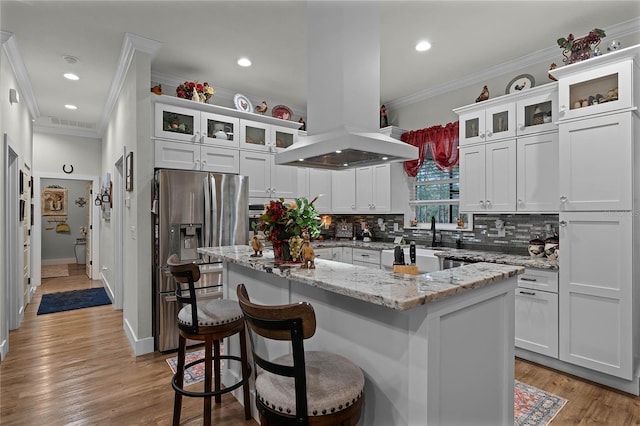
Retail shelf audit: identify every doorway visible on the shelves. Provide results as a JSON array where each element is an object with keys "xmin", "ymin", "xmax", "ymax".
[{"xmin": 32, "ymin": 173, "xmax": 100, "ymax": 291}]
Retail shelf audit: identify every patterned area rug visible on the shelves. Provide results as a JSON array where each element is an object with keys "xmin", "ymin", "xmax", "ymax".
[
  {"xmin": 515, "ymin": 380, "xmax": 568, "ymax": 426},
  {"xmin": 166, "ymin": 348, "xmax": 224, "ymax": 386},
  {"xmin": 41, "ymin": 264, "xmax": 69, "ymax": 278}
]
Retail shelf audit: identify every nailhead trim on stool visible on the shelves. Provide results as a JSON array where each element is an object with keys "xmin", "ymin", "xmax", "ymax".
[
  {"xmin": 177, "ymin": 299, "xmax": 243, "ymax": 327},
  {"xmin": 255, "ymin": 351, "xmax": 364, "ymax": 417}
]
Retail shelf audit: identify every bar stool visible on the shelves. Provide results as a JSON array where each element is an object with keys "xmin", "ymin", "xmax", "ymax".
[
  {"xmin": 167, "ymin": 255, "xmax": 251, "ymax": 426},
  {"xmin": 236, "ymin": 283, "xmax": 365, "ymax": 426}
]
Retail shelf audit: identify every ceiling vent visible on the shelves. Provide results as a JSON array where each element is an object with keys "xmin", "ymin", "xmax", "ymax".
[{"xmin": 49, "ymin": 116, "xmax": 96, "ymax": 130}]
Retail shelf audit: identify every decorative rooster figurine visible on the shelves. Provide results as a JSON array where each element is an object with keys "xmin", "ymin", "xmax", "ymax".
[
  {"xmin": 255, "ymin": 101, "xmax": 268, "ymax": 114},
  {"xmin": 476, "ymin": 85, "xmax": 489, "ymax": 103}
]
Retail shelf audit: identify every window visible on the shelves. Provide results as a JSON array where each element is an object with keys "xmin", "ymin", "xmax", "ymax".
[{"xmin": 410, "ymin": 159, "xmax": 469, "ymax": 229}]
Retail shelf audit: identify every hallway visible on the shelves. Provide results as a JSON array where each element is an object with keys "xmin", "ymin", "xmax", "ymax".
[{"xmin": 0, "ymin": 264, "xmax": 257, "ymax": 425}]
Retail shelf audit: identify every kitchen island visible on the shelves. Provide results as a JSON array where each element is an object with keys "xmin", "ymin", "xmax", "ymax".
[{"xmin": 199, "ymin": 245, "xmax": 524, "ymax": 425}]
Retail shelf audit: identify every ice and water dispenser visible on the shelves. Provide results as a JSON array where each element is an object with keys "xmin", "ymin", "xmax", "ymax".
[{"xmin": 169, "ymin": 223, "xmax": 202, "ymax": 262}]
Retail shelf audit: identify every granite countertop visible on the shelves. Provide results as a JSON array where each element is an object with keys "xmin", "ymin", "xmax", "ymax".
[
  {"xmin": 311, "ymin": 241, "xmax": 559, "ymax": 270},
  {"xmin": 199, "ymin": 245, "xmax": 524, "ymax": 311},
  {"xmin": 433, "ymin": 249, "xmax": 559, "ymax": 270}
]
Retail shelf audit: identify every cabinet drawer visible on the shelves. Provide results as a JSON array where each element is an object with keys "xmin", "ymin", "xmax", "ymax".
[
  {"xmin": 313, "ymin": 248, "xmax": 332, "ymax": 260},
  {"xmin": 518, "ymin": 268, "xmax": 558, "ymax": 293},
  {"xmin": 352, "ymin": 249, "xmax": 381, "ymax": 266}
]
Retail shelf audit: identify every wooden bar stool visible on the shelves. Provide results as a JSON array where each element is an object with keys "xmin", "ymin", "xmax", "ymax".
[
  {"xmin": 167, "ymin": 255, "xmax": 251, "ymax": 426},
  {"xmin": 236, "ymin": 283, "xmax": 365, "ymax": 426}
]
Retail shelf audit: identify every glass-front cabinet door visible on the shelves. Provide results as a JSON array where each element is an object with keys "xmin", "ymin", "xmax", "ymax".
[
  {"xmin": 485, "ymin": 103, "xmax": 516, "ymax": 142},
  {"xmin": 201, "ymin": 112, "xmax": 240, "ymax": 148},
  {"xmin": 240, "ymin": 119, "xmax": 271, "ymax": 152},
  {"xmin": 516, "ymin": 87, "xmax": 558, "ymax": 136},
  {"xmin": 155, "ymin": 103, "xmax": 201, "ymax": 143},
  {"xmin": 271, "ymin": 125, "xmax": 297, "ymax": 151},
  {"xmin": 459, "ymin": 111, "xmax": 486, "ymax": 146}
]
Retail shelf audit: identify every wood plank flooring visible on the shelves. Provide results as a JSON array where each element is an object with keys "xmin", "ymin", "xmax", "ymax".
[{"xmin": 1, "ymin": 264, "xmax": 639, "ymax": 425}]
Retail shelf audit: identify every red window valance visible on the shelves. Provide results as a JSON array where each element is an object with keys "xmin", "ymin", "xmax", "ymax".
[{"xmin": 401, "ymin": 121, "xmax": 459, "ymax": 177}]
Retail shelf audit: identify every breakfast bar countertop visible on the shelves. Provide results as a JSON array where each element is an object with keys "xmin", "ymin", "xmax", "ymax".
[
  {"xmin": 433, "ymin": 248, "xmax": 559, "ymax": 270},
  {"xmin": 199, "ymin": 245, "xmax": 523, "ymax": 311}
]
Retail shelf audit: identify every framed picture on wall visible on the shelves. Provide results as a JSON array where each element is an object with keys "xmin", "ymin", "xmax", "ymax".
[
  {"xmin": 41, "ymin": 187, "xmax": 68, "ymax": 216},
  {"xmin": 126, "ymin": 152, "xmax": 133, "ymax": 192}
]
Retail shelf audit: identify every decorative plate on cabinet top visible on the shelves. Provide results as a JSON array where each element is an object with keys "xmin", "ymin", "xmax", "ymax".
[
  {"xmin": 271, "ymin": 105, "xmax": 293, "ymax": 121},
  {"xmin": 505, "ymin": 74, "xmax": 535, "ymax": 94},
  {"xmin": 234, "ymin": 93, "xmax": 254, "ymax": 113}
]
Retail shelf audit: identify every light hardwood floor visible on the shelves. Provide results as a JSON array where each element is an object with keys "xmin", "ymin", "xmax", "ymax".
[{"xmin": 1, "ymin": 264, "xmax": 639, "ymax": 425}]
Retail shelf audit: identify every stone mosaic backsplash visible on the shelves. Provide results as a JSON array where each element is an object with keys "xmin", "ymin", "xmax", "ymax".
[{"xmin": 321, "ymin": 213, "xmax": 559, "ymax": 256}]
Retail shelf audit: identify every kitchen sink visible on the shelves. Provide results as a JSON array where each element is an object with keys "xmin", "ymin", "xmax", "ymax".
[{"xmin": 380, "ymin": 248, "xmax": 442, "ymax": 273}]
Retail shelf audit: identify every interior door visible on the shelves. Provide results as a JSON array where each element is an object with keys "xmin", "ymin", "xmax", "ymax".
[
  {"xmin": 85, "ymin": 182, "xmax": 92, "ymax": 278},
  {"xmin": 21, "ymin": 164, "xmax": 31, "ymax": 306}
]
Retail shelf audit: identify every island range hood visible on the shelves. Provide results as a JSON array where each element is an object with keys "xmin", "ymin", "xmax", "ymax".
[{"xmin": 274, "ymin": 2, "xmax": 418, "ymax": 170}]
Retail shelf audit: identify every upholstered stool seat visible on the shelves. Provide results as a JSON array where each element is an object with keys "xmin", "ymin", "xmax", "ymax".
[
  {"xmin": 256, "ymin": 351, "xmax": 364, "ymax": 417},
  {"xmin": 168, "ymin": 255, "xmax": 251, "ymax": 426},
  {"xmin": 177, "ymin": 299, "xmax": 243, "ymax": 329}
]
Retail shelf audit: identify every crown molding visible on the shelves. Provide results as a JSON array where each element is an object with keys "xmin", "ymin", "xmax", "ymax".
[
  {"xmin": 96, "ymin": 33, "xmax": 162, "ymax": 136},
  {"xmin": 34, "ymin": 123, "xmax": 101, "ymax": 139},
  {"xmin": 386, "ymin": 17, "xmax": 640, "ymax": 111},
  {"xmin": 1, "ymin": 30, "xmax": 40, "ymax": 119}
]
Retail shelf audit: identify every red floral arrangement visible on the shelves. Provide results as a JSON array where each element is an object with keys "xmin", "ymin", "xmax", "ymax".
[
  {"xmin": 257, "ymin": 197, "xmax": 321, "ymax": 243},
  {"xmin": 176, "ymin": 81, "xmax": 215, "ymax": 102}
]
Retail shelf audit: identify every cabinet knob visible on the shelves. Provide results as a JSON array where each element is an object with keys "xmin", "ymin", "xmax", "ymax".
[
  {"xmin": 560, "ymin": 220, "xmax": 567, "ymax": 227},
  {"xmin": 266, "ymin": 188, "xmax": 271, "ymax": 194},
  {"xmin": 479, "ymin": 200, "xmax": 485, "ymax": 207},
  {"xmin": 351, "ymin": 205, "xmax": 356, "ymax": 209},
  {"xmin": 518, "ymin": 199, "xmax": 524, "ymax": 206},
  {"xmin": 485, "ymin": 200, "xmax": 492, "ymax": 207},
  {"xmin": 486, "ymin": 130, "xmax": 493, "ymax": 138},
  {"xmin": 519, "ymin": 124, "xmax": 525, "ymax": 131},
  {"xmin": 479, "ymin": 132, "xmax": 485, "ymax": 139},
  {"xmin": 560, "ymin": 195, "xmax": 568, "ymax": 203}
]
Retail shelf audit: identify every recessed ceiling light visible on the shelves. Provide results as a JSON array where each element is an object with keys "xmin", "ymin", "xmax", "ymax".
[
  {"xmin": 382, "ymin": 156, "xmax": 388, "ymax": 160},
  {"xmin": 64, "ymin": 73, "xmax": 79, "ymax": 81},
  {"xmin": 415, "ymin": 40, "xmax": 432, "ymax": 52},
  {"xmin": 343, "ymin": 163, "xmax": 349, "ymax": 167},
  {"xmin": 64, "ymin": 104, "xmax": 77, "ymax": 110},
  {"xmin": 335, "ymin": 150, "xmax": 342, "ymax": 154},
  {"xmin": 237, "ymin": 57, "xmax": 252, "ymax": 67},
  {"xmin": 298, "ymin": 158, "xmax": 304, "ymax": 162}
]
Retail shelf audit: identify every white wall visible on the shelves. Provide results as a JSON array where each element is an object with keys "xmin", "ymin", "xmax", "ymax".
[
  {"xmin": 1, "ymin": 42, "xmax": 34, "ymax": 359},
  {"xmin": 32, "ymin": 133, "xmax": 101, "ymax": 175},
  {"xmin": 102, "ymin": 50, "xmax": 154, "ymax": 355}
]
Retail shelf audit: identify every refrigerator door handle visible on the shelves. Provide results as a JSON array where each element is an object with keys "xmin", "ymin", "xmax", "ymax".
[{"xmin": 203, "ymin": 174, "xmax": 212, "ymax": 251}]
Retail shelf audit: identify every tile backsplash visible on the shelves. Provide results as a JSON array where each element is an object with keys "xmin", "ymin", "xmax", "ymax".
[{"xmin": 321, "ymin": 214, "xmax": 559, "ymax": 256}]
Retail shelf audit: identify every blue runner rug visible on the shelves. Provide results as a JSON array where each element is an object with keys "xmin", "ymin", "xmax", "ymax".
[{"xmin": 37, "ymin": 287, "xmax": 112, "ymax": 315}]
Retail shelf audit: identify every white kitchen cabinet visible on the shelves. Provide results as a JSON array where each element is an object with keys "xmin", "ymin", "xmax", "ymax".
[
  {"xmin": 515, "ymin": 87, "xmax": 558, "ymax": 136},
  {"xmin": 516, "ymin": 133, "xmax": 559, "ymax": 212},
  {"xmin": 355, "ymin": 164, "xmax": 391, "ymax": 212},
  {"xmin": 558, "ymin": 112, "xmax": 633, "ymax": 211},
  {"xmin": 552, "ymin": 51, "xmax": 635, "ymax": 121},
  {"xmin": 240, "ymin": 151, "xmax": 296, "ymax": 200},
  {"xmin": 154, "ymin": 139, "xmax": 239, "ymax": 173},
  {"xmin": 297, "ymin": 169, "xmax": 332, "ymax": 212},
  {"xmin": 515, "ymin": 269, "xmax": 558, "ymax": 358},
  {"xmin": 201, "ymin": 112, "xmax": 240, "ymax": 148},
  {"xmin": 240, "ymin": 120, "xmax": 298, "ymax": 153},
  {"xmin": 155, "ymin": 103, "xmax": 201, "ymax": 143},
  {"xmin": 558, "ymin": 211, "xmax": 633, "ymax": 379},
  {"xmin": 458, "ymin": 102, "xmax": 516, "ymax": 146},
  {"xmin": 459, "ymin": 140, "xmax": 516, "ymax": 212},
  {"xmin": 331, "ymin": 169, "xmax": 356, "ymax": 213},
  {"xmin": 313, "ymin": 247, "xmax": 333, "ymax": 261},
  {"xmin": 352, "ymin": 248, "xmax": 381, "ymax": 269},
  {"xmin": 340, "ymin": 247, "xmax": 353, "ymax": 264}
]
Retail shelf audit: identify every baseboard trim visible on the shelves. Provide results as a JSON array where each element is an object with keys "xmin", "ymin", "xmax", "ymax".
[
  {"xmin": 516, "ymin": 348, "xmax": 640, "ymax": 396},
  {"xmin": 41, "ymin": 258, "xmax": 76, "ymax": 266},
  {"xmin": 123, "ymin": 318, "xmax": 154, "ymax": 356},
  {"xmin": 0, "ymin": 338, "xmax": 7, "ymax": 361},
  {"xmin": 101, "ymin": 272, "xmax": 115, "ymax": 303}
]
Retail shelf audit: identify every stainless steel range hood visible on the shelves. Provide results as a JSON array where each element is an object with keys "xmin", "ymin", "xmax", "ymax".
[{"xmin": 274, "ymin": 2, "xmax": 418, "ymax": 170}]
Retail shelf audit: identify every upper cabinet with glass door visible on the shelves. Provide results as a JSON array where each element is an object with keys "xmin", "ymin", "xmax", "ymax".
[
  {"xmin": 201, "ymin": 112, "xmax": 240, "ymax": 148},
  {"xmin": 457, "ymin": 101, "xmax": 516, "ymax": 146},
  {"xmin": 550, "ymin": 45, "xmax": 639, "ymax": 121},
  {"xmin": 516, "ymin": 84, "xmax": 558, "ymax": 136},
  {"xmin": 155, "ymin": 103, "xmax": 201, "ymax": 143}
]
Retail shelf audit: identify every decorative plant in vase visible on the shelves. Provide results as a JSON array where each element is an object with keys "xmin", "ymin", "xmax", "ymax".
[
  {"xmin": 557, "ymin": 28, "xmax": 606, "ymax": 64},
  {"xmin": 258, "ymin": 196, "xmax": 321, "ymax": 262}
]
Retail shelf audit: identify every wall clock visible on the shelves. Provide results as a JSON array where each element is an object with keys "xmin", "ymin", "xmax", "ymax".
[{"xmin": 505, "ymin": 74, "xmax": 535, "ymax": 94}]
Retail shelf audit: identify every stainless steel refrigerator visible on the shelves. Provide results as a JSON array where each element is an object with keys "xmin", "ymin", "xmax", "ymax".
[{"xmin": 152, "ymin": 169, "xmax": 248, "ymax": 351}]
